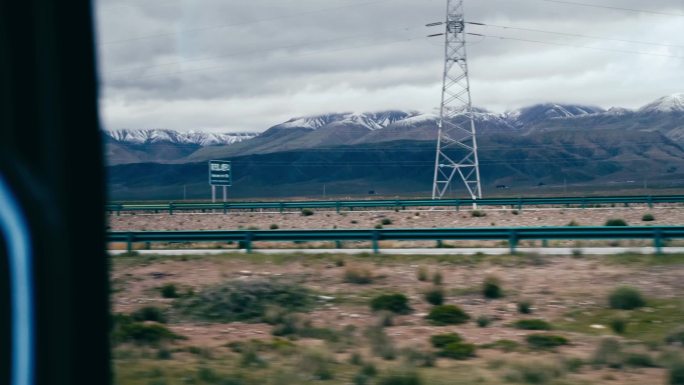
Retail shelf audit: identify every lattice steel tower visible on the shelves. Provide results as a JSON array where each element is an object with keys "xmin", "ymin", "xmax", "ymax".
[{"xmin": 431, "ymin": 0, "xmax": 482, "ymax": 200}]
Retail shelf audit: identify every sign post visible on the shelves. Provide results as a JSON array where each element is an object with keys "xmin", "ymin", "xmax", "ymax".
[{"xmin": 208, "ymin": 160, "xmax": 232, "ymax": 205}]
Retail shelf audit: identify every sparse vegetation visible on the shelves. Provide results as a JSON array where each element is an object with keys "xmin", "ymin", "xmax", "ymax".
[
  {"xmin": 670, "ymin": 360, "xmax": 684, "ymax": 385},
  {"xmin": 471, "ymin": 210, "xmax": 486, "ymax": 217},
  {"xmin": 344, "ymin": 266, "xmax": 374, "ymax": 284},
  {"xmin": 610, "ymin": 317, "xmax": 627, "ymax": 334},
  {"xmin": 431, "ymin": 271, "xmax": 443, "ymax": 285},
  {"xmin": 111, "ymin": 314, "xmax": 184, "ymax": 346},
  {"xmin": 376, "ymin": 370, "xmax": 423, "ymax": 385},
  {"xmin": 666, "ymin": 327, "xmax": 684, "ymax": 345},
  {"xmin": 301, "ymin": 208, "xmax": 314, "ymax": 216},
  {"xmin": 269, "ymin": 223, "xmax": 279, "ymax": 229},
  {"xmin": 514, "ymin": 319, "xmax": 552, "ymax": 330},
  {"xmin": 159, "ymin": 283, "xmax": 179, "ymax": 298},
  {"xmin": 173, "ymin": 279, "xmax": 311, "ymax": 322},
  {"xmin": 526, "ymin": 334, "xmax": 568, "ymax": 349},
  {"xmin": 501, "ymin": 360, "xmax": 564, "ymax": 384},
  {"xmin": 608, "ymin": 286, "xmax": 645, "ymax": 309},
  {"xmin": 517, "ymin": 300, "xmax": 532, "ymax": 314},
  {"xmin": 438, "ymin": 342, "xmax": 476, "ymax": 360},
  {"xmin": 426, "ymin": 305, "xmax": 470, "ymax": 325},
  {"xmin": 476, "ymin": 315, "xmax": 492, "ymax": 328},
  {"xmin": 483, "ymin": 275, "xmax": 503, "ymax": 299},
  {"xmin": 365, "ymin": 326, "xmax": 397, "ymax": 360},
  {"xmin": 416, "ymin": 266, "xmax": 428, "ymax": 281},
  {"xmin": 370, "ymin": 293, "xmax": 411, "ymax": 314},
  {"xmin": 131, "ymin": 306, "xmax": 167, "ymax": 323},
  {"xmin": 381, "ymin": 218, "xmax": 392, "ymax": 225},
  {"xmin": 423, "ymin": 287, "xmax": 444, "ymax": 306},
  {"xmin": 605, "ymin": 218, "xmax": 628, "ymax": 226},
  {"xmin": 642, "ymin": 213, "xmax": 655, "ymax": 221},
  {"xmin": 430, "ymin": 333, "xmax": 462, "ymax": 348}
]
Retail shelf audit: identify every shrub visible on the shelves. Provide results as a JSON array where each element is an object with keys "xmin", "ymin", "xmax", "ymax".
[
  {"xmin": 567, "ymin": 220, "xmax": 579, "ymax": 226},
  {"xmin": 517, "ymin": 300, "xmax": 532, "ymax": 314},
  {"xmin": 173, "ymin": 279, "xmax": 311, "ymax": 322},
  {"xmin": 301, "ymin": 209, "xmax": 314, "ymax": 216},
  {"xmin": 402, "ymin": 348, "xmax": 436, "ymax": 367},
  {"xmin": 471, "ymin": 210, "xmax": 486, "ymax": 217},
  {"xmin": 608, "ymin": 286, "xmax": 645, "ymax": 310},
  {"xmin": 159, "ymin": 283, "xmax": 179, "ymax": 298},
  {"xmin": 349, "ymin": 352, "xmax": 364, "ymax": 366},
  {"xmin": 131, "ymin": 306, "xmax": 167, "ymax": 324},
  {"xmin": 592, "ymin": 338, "xmax": 623, "ymax": 368},
  {"xmin": 481, "ymin": 339, "xmax": 520, "ymax": 353},
  {"xmin": 605, "ymin": 218, "xmax": 628, "ymax": 226},
  {"xmin": 241, "ymin": 349, "xmax": 268, "ymax": 368},
  {"xmin": 642, "ymin": 213, "xmax": 655, "ymax": 222},
  {"xmin": 269, "ymin": 224, "xmax": 279, "ymax": 230},
  {"xmin": 666, "ymin": 327, "xmax": 684, "ymax": 345},
  {"xmin": 476, "ymin": 315, "xmax": 491, "ymax": 328},
  {"xmin": 432, "ymin": 271, "xmax": 443, "ymax": 285},
  {"xmin": 344, "ymin": 267, "xmax": 373, "ymax": 284},
  {"xmin": 483, "ymin": 275, "xmax": 503, "ymax": 299},
  {"xmin": 381, "ymin": 218, "xmax": 392, "ymax": 225},
  {"xmin": 377, "ymin": 311, "xmax": 395, "ymax": 327},
  {"xmin": 670, "ymin": 361, "xmax": 684, "ymax": 385},
  {"xmin": 426, "ymin": 305, "xmax": 470, "ymax": 325},
  {"xmin": 416, "ymin": 266, "xmax": 428, "ymax": 282},
  {"xmin": 514, "ymin": 319, "xmax": 552, "ymax": 330},
  {"xmin": 112, "ymin": 316, "xmax": 184, "ymax": 346},
  {"xmin": 156, "ymin": 348, "xmax": 172, "ymax": 360},
  {"xmin": 424, "ymin": 287, "xmax": 444, "ymax": 305},
  {"xmin": 361, "ymin": 362, "xmax": 377, "ymax": 377},
  {"xmin": 375, "ymin": 224, "xmax": 383, "ymax": 229},
  {"xmin": 376, "ymin": 370, "xmax": 423, "ymax": 385},
  {"xmin": 438, "ymin": 342, "xmax": 476, "ymax": 360},
  {"xmin": 430, "ymin": 333, "xmax": 463, "ymax": 348},
  {"xmin": 526, "ymin": 334, "xmax": 568, "ymax": 349},
  {"xmin": 623, "ymin": 352, "xmax": 656, "ymax": 368},
  {"xmin": 298, "ymin": 351, "xmax": 334, "ymax": 380},
  {"xmin": 502, "ymin": 361, "xmax": 564, "ymax": 384},
  {"xmin": 610, "ymin": 318, "xmax": 627, "ymax": 335},
  {"xmin": 365, "ymin": 326, "xmax": 396, "ymax": 360},
  {"xmin": 370, "ymin": 293, "xmax": 411, "ymax": 314}
]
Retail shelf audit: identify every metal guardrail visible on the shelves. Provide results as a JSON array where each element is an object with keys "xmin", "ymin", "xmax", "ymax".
[
  {"xmin": 106, "ymin": 195, "xmax": 684, "ymax": 215},
  {"xmin": 108, "ymin": 226, "xmax": 684, "ymax": 254}
]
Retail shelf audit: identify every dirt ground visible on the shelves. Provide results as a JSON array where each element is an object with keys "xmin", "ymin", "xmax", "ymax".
[
  {"xmin": 111, "ymin": 252, "xmax": 684, "ymax": 385},
  {"xmin": 108, "ymin": 205, "xmax": 684, "ymax": 232}
]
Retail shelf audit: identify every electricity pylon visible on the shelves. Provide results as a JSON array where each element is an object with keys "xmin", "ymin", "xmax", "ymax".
[{"xmin": 430, "ymin": 0, "xmax": 482, "ymax": 200}]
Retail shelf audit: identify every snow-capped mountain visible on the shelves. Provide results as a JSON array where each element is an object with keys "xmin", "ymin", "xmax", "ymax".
[
  {"xmin": 105, "ymin": 129, "xmax": 258, "ymax": 146},
  {"xmin": 639, "ymin": 93, "xmax": 684, "ymax": 113},
  {"xmin": 275, "ymin": 111, "xmax": 420, "ymax": 131}
]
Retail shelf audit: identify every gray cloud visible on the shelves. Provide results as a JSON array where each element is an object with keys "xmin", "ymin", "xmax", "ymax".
[{"xmin": 96, "ymin": 0, "xmax": 684, "ymax": 132}]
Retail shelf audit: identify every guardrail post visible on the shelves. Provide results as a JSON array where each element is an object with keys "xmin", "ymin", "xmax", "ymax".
[
  {"xmin": 126, "ymin": 233, "xmax": 133, "ymax": 254},
  {"xmin": 116, "ymin": 205, "xmax": 122, "ymax": 216},
  {"xmin": 581, "ymin": 198, "xmax": 586, "ymax": 209},
  {"xmin": 647, "ymin": 195, "xmax": 653, "ymax": 209},
  {"xmin": 372, "ymin": 230, "xmax": 380, "ymax": 254},
  {"xmin": 508, "ymin": 230, "xmax": 518, "ymax": 254},
  {"xmin": 245, "ymin": 232, "xmax": 253, "ymax": 253},
  {"xmin": 542, "ymin": 239, "xmax": 548, "ymax": 248},
  {"xmin": 168, "ymin": 202, "xmax": 174, "ymax": 215},
  {"xmin": 279, "ymin": 203, "xmax": 284, "ymax": 214},
  {"xmin": 335, "ymin": 240, "xmax": 342, "ymax": 249},
  {"xmin": 335, "ymin": 201, "xmax": 341, "ymax": 214},
  {"xmin": 223, "ymin": 203, "xmax": 228, "ymax": 214},
  {"xmin": 654, "ymin": 229, "xmax": 663, "ymax": 255},
  {"xmin": 455, "ymin": 200, "xmax": 460, "ymax": 211},
  {"xmin": 517, "ymin": 198, "xmax": 522, "ymax": 211}
]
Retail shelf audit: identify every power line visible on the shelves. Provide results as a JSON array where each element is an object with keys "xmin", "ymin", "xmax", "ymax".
[
  {"xmin": 467, "ymin": 32, "xmax": 684, "ymax": 59},
  {"xmin": 106, "ymin": 25, "xmax": 421, "ymax": 75},
  {"xmin": 467, "ymin": 22, "xmax": 684, "ymax": 49},
  {"xmin": 537, "ymin": 0, "xmax": 684, "ymax": 17},
  {"xmin": 101, "ymin": 0, "xmax": 419, "ymax": 46}
]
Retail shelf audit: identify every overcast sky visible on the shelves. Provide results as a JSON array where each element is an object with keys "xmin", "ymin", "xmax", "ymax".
[{"xmin": 95, "ymin": 0, "xmax": 684, "ymax": 132}]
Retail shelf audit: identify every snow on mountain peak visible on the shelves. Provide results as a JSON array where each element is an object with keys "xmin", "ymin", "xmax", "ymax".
[
  {"xmin": 276, "ymin": 111, "xmax": 420, "ymax": 131},
  {"xmin": 640, "ymin": 93, "xmax": 684, "ymax": 113},
  {"xmin": 105, "ymin": 129, "xmax": 258, "ymax": 146}
]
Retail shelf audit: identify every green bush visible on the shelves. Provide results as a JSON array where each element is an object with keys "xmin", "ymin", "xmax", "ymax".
[
  {"xmin": 365, "ymin": 326, "xmax": 396, "ymax": 360},
  {"xmin": 381, "ymin": 218, "xmax": 392, "ymax": 225},
  {"xmin": 298, "ymin": 351, "xmax": 334, "ymax": 380},
  {"xmin": 438, "ymin": 342, "xmax": 476, "ymax": 360},
  {"xmin": 376, "ymin": 370, "xmax": 423, "ymax": 385},
  {"xmin": 526, "ymin": 334, "xmax": 568, "ymax": 349},
  {"xmin": 517, "ymin": 300, "xmax": 532, "ymax": 314},
  {"xmin": 131, "ymin": 306, "xmax": 167, "ymax": 324},
  {"xmin": 642, "ymin": 213, "xmax": 655, "ymax": 222},
  {"xmin": 483, "ymin": 275, "xmax": 503, "ymax": 299},
  {"xmin": 669, "ymin": 361, "xmax": 684, "ymax": 385},
  {"xmin": 432, "ymin": 271, "xmax": 443, "ymax": 285},
  {"xmin": 481, "ymin": 339, "xmax": 520, "ymax": 353},
  {"xmin": 301, "ymin": 209, "xmax": 314, "ymax": 216},
  {"xmin": 111, "ymin": 315, "xmax": 184, "ymax": 346},
  {"xmin": 502, "ymin": 361, "xmax": 564, "ymax": 384},
  {"xmin": 476, "ymin": 315, "xmax": 491, "ymax": 328},
  {"xmin": 269, "ymin": 223, "xmax": 279, "ymax": 230},
  {"xmin": 402, "ymin": 348, "xmax": 435, "ymax": 367},
  {"xmin": 173, "ymin": 279, "xmax": 311, "ymax": 322},
  {"xmin": 605, "ymin": 218, "xmax": 628, "ymax": 226},
  {"xmin": 592, "ymin": 338, "xmax": 623, "ymax": 368},
  {"xmin": 345, "ymin": 267, "xmax": 373, "ymax": 284},
  {"xmin": 426, "ymin": 305, "xmax": 470, "ymax": 325},
  {"xmin": 424, "ymin": 287, "xmax": 444, "ymax": 306},
  {"xmin": 430, "ymin": 333, "xmax": 462, "ymax": 348},
  {"xmin": 416, "ymin": 266, "xmax": 428, "ymax": 282},
  {"xmin": 471, "ymin": 210, "xmax": 486, "ymax": 217},
  {"xmin": 370, "ymin": 293, "xmax": 411, "ymax": 314},
  {"xmin": 623, "ymin": 352, "xmax": 656, "ymax": 368},
  {"xmin": 666, "ymin": 327, "xmax": 684, "ymax": 345},
  {"xmin": 608, "ymin": 286, "xmax": 645, "ymax": 310},
  {"xmin": 159, "ymin": 283, "xmax": 179, "ymax": 298},
  {"xmin": 514, "ymin": 319, "xmax": 552, "ymax": 330},
  {"xmin": 610, "ymin": 318, "xmax": 627, "ymax": 335}
]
